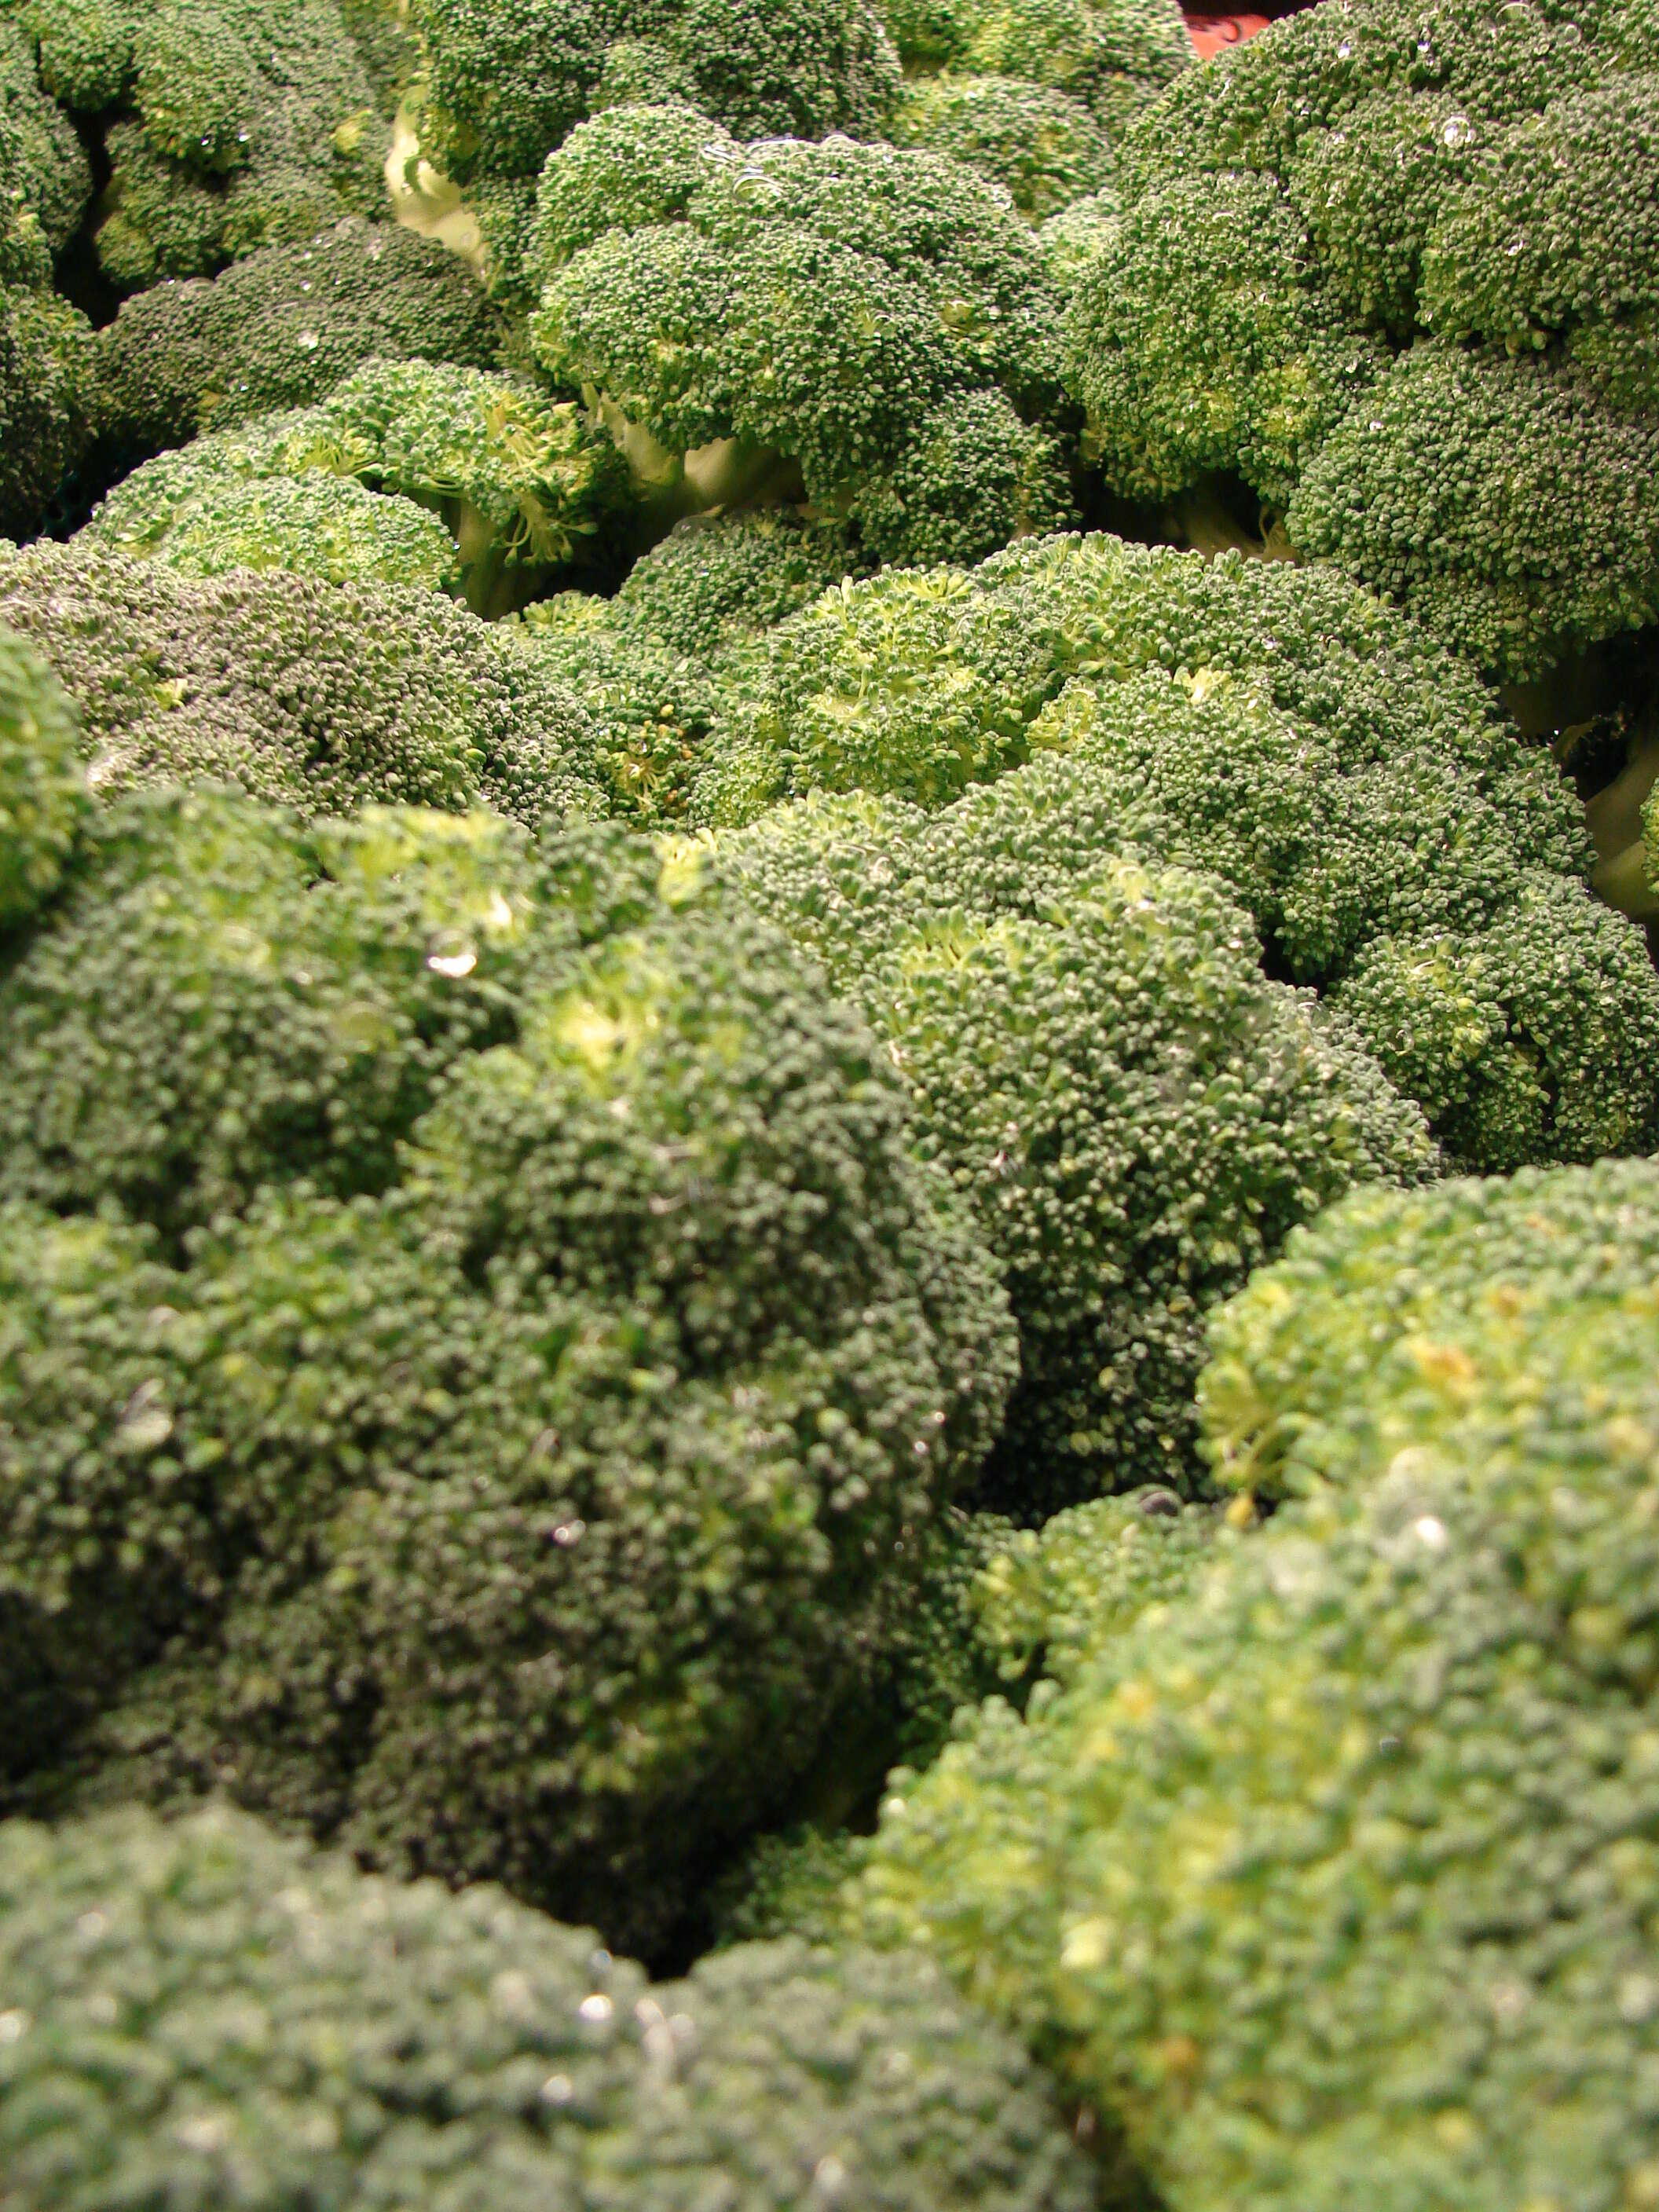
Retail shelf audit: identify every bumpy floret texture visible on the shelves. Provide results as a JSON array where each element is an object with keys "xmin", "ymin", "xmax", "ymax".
[
  {"xmin": 891, "ymin": 75, "xmax": 1114, "ymax": 222},
  {"xmin": 0, "ymin": 539, "xmax": 604, "ymax": 823},
  {"xmin": 855, "ymin": 1154, "xmax": 1659, "ymax": 2212},
  {"xmin": 697, "ymin": 533, "xmax": 1659, "ymax": 1177},
  {"xmin": 1069, "ymin": 0, "xmax": 1659, "ymax": 679},
  {"xmin": 0, "ymin": 621, "xmax": 84, "ymax": 935},
  {"xmin": 86, "ymin": 357, "xmax": 632, "ymax": 613},
  {"xmin": 0, "ymin": 1804, "xmax": 1093, "ymax": 2212},
  {"xmin": 93, "ymin": 219, "xmax": 503, "ymax": 464},
  {"xmin": 26, "ymin": 0, "xmax": 390, "ymax": 289},
  {"xmin": 408, "ymin": 0, "xmax": 900, "ymax": 187},
  {"xmin": 1199, "ymin": 1155, "xmax": 1659, "ymax": 1501},
  {"xmin": 529, "ymin": 107, "xmax": 1073, "ymax": 566},
  {"xmin": 0, "ymin": 795, "xmax": 1016, "ymax": 1948},
  {"xmin": 727, "ymin": 782, "xmax": 1437, "ymax": 1510}
]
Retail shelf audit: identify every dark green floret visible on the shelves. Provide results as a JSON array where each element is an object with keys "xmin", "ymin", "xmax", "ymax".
[
  {"xmin": 0, "ymin": 1803, "xmax": 1093, "ymax": 2212},
  {"xmin": 93, "ymin": 219, "xmax": 504, "ymax": 464},
  {"xmin": 855, "ymin": 1152, "xmax": 1659, "ymax": 2212},
  {"xmin": 0, "ymin": 539, "xmax": 604, "ymax": 823}
]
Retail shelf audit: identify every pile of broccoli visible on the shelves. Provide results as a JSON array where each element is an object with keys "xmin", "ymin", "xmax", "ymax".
[{"xmin": 5, "ymin": 0, "xmax": 1659, "ymax": 2199}]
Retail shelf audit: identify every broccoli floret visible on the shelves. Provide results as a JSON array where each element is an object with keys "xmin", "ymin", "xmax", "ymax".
[
  {"xmin": 528, "ymin": 106, "xmax": 1073, "ymax": 565},
  {"xmin": 1284, "ymin": 342, "xmax": 1659, "ymax": 684},
  {"xmin": 614, "ymin": 508, "xmax": 857, "ymax": 657},
  {"xmin": 87, "ymin": 357, "xmax": 632, "ymax": 614},
  {"xmin": 695, "ymin": 533, "xmax": 1659, "ymax": 1176},
  {"xmin": 0, "ymin": 12, "xmax": 91, "ymax": 250},
  {"xmin": 705, "ymin": 1823, "xmax": 869, "ymax": 1948},
  {"xmin": 728, "ymin": 788, "xmax": 1437, "ymax": 1508},
  {"xmin": 0, "ymin": 621, "xmax": 84, "ymax": 936},
  {"xmin": 0, "ymin": 1804, "xmax": 1095, "ymax": 2211},
  {"xmin": 892, "ymin": 76, "xmax": 1114, "ymax": 222},
  {"xmin": 0, "ymin": 797, "xmax": 1016, "ymax": 1945},
  {"xmin": 406, "ymin": 0, "xmax": 899, "ymax": 190},
  {"xmin": 855, "ymin": 1154, "xmax": 1659, "ymax": 2212},
  {"xmin": 1068, "ymin": 0, "xmax": 1659, "ymax": 681},
  {"xmin": 886, "ymin": 0, "xmax": 1192, "ymax": 128},
  {"xmin": 0, "ymin": 539, "xmax": 604, "ymax": 824},
  {"xmin": 93, "ymin": 218, "xmax": 504, "ymax": 463},
  {"xmin": 1036, "ymin": 183, "xmax": 1119, "ymax": 292}
]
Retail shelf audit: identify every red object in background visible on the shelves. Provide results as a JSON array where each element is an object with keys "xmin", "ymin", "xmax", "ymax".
[{"xmin": 1184, "ymin": 11, "xmax": 1271, "ymax": 53}]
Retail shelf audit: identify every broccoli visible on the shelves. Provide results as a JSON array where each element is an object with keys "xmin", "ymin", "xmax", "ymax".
[
  {"xmin": 93, "ymin": 218, "xmax": 504, "ymax": 466},
  {"xmin": 891, "ymin": 75, "xmax": 1115, "ymax": 223},
  {"xmin": 0, "ymin": 795, "xmax": 1016, "ymax": 1946},
  {"xmin": 727, "ymin": 788, "xmax": 1437, "ymax": 1510},
  {"xmin": 528, "ymin": 104, "xmax": 1075, "ymax": 566},
  {"xmin": 0, "ymin": 621, "xmax": 84, "ymax": 936},
  {"xmin": 25, "ymin": 0, "xmax": 391, "ymax": 291},
  {"xmin": 86, "ymin": 357, "xmax": 633, "ymax": 614},
  {"xmin": 695, "ymin": 532, "xmax": 1659, "ymax": 1177},
  {"xmin": 0, "ymin": 1803, "xmax": 1095, "ymax": 2211},
  {"xmin": 0, "ymin": 28, "xmax": 96, "ymax": 536},
  {"xmin": 883, "ymin": 0, "xmax": 1192, "ymax": 131},
  {"xmin": 405, "ymin": 0, "xmax": 900, "ymax": 192},
  {"xmin": 1068, "ymin": 0, "xmax": 1659, "ymax": 683},
  {"xmin": 855, "ymin": 1154, "xmax": 1659, "ymax": 2212},
  {"xmin": 0, "ymin": 539, "xmax": 605, "ymax": 824},
  {"xmin": 1037, "ymin": 184, "xmax": 1121, "ymax": 291}
]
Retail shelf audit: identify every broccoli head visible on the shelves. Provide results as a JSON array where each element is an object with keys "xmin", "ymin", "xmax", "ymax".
[
  {"xmin": 405, "ymin": 0, "xmax": 899, "ymax": 189},
  {"xmin": 93, "ymin": 218, "xmax": 504, "ymax": 465},
  {"xmin": 855, "ymin": 1153, "xmax": 1659, "ymax": 2212},
  {"xmin": 1066, "ymin": 0, "xmax": 1659, "ymax": 682},
  {"xmin": 0, "ymin": 12, "xmax": 90, "ymax": 251},
  {"xmin": 0, "ymin": 621, "xmax": 85, "ymax": 936},
  {"xmin": 695, "ymin": 532, "xmax": 1659, "ymax": 1177},
  {"xmin": 884, "ymin": 0, "xmax": 1192, "ymax": 130},
  {"xmin": 0, "ymin": 1804, "xmax": 1094, "ymax": 2211},
  {"xmin": 528, "ymin": 105, "xmax": 1074, "ymax": 566},
  {"xmin": 87, "ymin": 357, "xmax": 633, "ymax": 613},
  {"xmin": 26, "ymin": 0, "xmax": 391, "ymax": 290},
  {"xmin": 0, "ymin": 539, "xmax": 604, "ymax": 824},
  {"xmin": 0, "ymin": 796, "xmax": 1016, "ymax": 1945},
  {"xmin": 891, "ymin": 75, "xmax": 1115, "ymax": 222},
  {"xmin": 728, "ymin": 788, "xmax": 1436, "ymax": 1510}
]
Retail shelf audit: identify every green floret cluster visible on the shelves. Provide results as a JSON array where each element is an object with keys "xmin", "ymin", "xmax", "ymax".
[
  {"xmin": 698, "ymin": 531, "xmax": 1659, "ymax": 1179},
  {"xmin": 0, "ymin": 794, "xmax": 1015, "ymax": 1950},
  {"xmin": 93, "ymin": 218, "xmax": 504, "ymax": 463},
  {"xmin": 528, "ymin": 104, "xmax": 1077, "ymax": 568},
  {"xmin": 725, "ymin": 786, "xmax": 1437, "ymax": 1511},
  {"xmin": 405, "ymin": 0, "xmax": 902, "ymax": 191},
  {"xmin": 23, "ymin": 0, "xmax": 390, "ymax": 289},
  {"xmin": 853, "ymin": 1155, "xmax": 1659, "ymax": 2212},
  {"xmin": 0, "ymin": 1803, "xmax": 1093, "ymax": 2212},
  {"xmin": 885, "ymin": 0, "xmax": 1191, "ymax": 218},
  {"xmin": 0, "ymin": 538, "xmax": 606, "ymax": 823},
  {"xmin": 0, "ymin": 619, "xmax": 84, "ymax": 932},
  {"xmin": 1068, "ymin": 0, "xmax": 1659, "ymax": 685},
  {"xmin": 84, "ymin": 356, "xmax": 633, "ymax": 613}
]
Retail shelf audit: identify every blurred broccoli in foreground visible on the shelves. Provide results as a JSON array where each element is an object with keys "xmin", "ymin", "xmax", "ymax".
[
  {"xmin": 0, "ymin": 797, "xmax": 1016, "ymax": 1950},
  {"xmin": 855, "ymin": 1152, "xmax": 1659, "ymax": 2212},
  {"xmin": 0, "ymin": 1803, "xmax": 1093, "ymax": 2211}
]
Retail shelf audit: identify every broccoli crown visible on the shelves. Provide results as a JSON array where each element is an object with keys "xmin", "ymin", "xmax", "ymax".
[
  {"xmin": 1284, "ymin": 341, "xmax": 1659, "ymax": 682},
  {"xmin": 891, "ymin": 75, "xmax": 1115, "ymax": 223},
  {"xmin": 695, "ymin": 532, "xmax": 1659, "ymax": 1177},
  {"xmin": 613, "ymin": 509, "xmax": 858, "ymax": 661},
  {"xmin": 529, "ymin": 106, "xmax": 1073, "ymax": 566},
  {"xmin": 855, "ymin": 1153, "xmax": 1659, "ymax": 2212},
  {"xmin": 1067, "ymin": 0, "xmax": 1659, "ymax": 679},
  {"xmin": 1199, "ymin": 1154, "xmax": 1659, "ymax": 1501},
  {"xmin": 0, "ymin": 620, "xmax": 85, "ymax": 935},
  {"xmin": 0, "ymin": 13, "xmax": 90, "ymax": 250},
  {"xmin": 408, "ymin": 0, "xmax": 899, "ymax": 186},
  {"xmin": 93, "ymin": 219, "xmax": 504, "ymax": 463},
  {"xmin": 86, "ymin": 357, "xmax": 633, "ymax": 614},
  {"xmin": 884, "ymin": 0, "xmax": 1192, "ymax": 119},
  {"xmin": 0, "ymin": 1804, "xmax": 1093, "ymax": 2212},
  {"xmin": 0, "ymin": 539, "xmax": 604, "ymax": 824},
  {"xmin": 26, "ymin": 0, "xmax": 391, "ymax": 290},
  {"xmin": 1035, "ymin": 183, "xmax": 1120, "ymax": 293},
  {"xmin": 0, "ymin": 795, "xmax": 1016, "ymax": 1945},
  {"xmin": 727, "ymin": 786, "xmax": 1437, "ymax": 1511}
]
